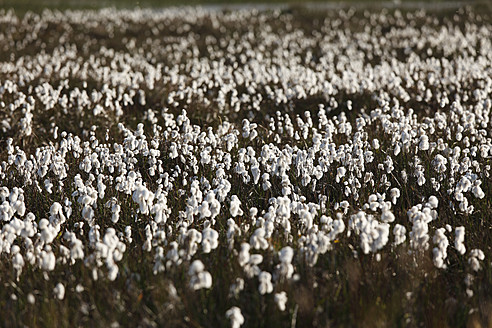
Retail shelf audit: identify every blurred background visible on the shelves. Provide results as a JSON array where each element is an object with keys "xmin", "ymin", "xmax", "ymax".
[{"xmin": 0, "ymin": 0, "xmax": 487, "ymax": 13}]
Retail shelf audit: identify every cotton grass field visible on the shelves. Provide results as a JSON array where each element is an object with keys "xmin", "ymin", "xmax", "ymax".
[{"xmin": 0, "ymin": 3, "xmax": 491, "ymax": 327}]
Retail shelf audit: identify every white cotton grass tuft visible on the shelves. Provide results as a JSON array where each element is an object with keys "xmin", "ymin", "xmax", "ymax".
[
  {"xmin": 53, "ymin": 283, "xmax": 65, "ymax": 300},
  {"xmin": 455, "ymin": 226, "xmax": 466, "ymax": 255},
  {"xmin": 276, "ymin": 246, "xmax": 295, "ymax": 279},
  {"xmin": 432, "ymin": 228, "xmax": 449, "ymax": 269},
  {"xmin": 226, "ymin": 306, "xmax": 244, "ymax": 328},
  {"xmin": 468, "ymin": 249, "xmax": 485, "ymax": 272},
  {"xmin": 230, "ymin": 195, "xmax": 243, "ymax": 217},
  {"xmin": 188, "ymin": 260, "xmax": 212, "ymax": 290},
  {"xmin": 27, "ymin": 293, "xmax": 35, "ymax": 304},
  {"xmin": 274, "ymin": 292, "xmax": 288, "ymax": 311},
  {"xmin": 202, "ymin": 227, "xmax": 219, "ymax": 253},
  {"xmin": 258, "ymin": 271, "xmax": 273, "ymax": 295},
  {"xmin": 393, "ymin": 224, "xmax": 406, "ymax": 246},
  {"xmin": 132, "ymin": 184, "xmax": 154, "ymax": 215}
]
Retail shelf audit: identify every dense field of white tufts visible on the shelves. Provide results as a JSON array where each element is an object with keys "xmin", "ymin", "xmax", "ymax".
[{"xmin": 0, "ymin": 5, "xmax": 491, "ymax": 327}]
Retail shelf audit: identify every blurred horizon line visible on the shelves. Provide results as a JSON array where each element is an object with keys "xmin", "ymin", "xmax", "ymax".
[{"xmin": 0, "ymin": 0, "xmax": 490, "ymax": 14}]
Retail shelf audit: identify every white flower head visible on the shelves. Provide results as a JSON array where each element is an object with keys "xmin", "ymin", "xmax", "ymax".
[
  {"xmin": 188, "ymin": 260, "xmax": 212, "ymax": 290},
  {"xmin": 469, "ymin": 249, "xmax": 485, "ymax": 271},
  {"xmin": 258, "ymin": 271, "xmax": 273, "ymax": 295},
  {"xmin": 202, "ymin": 228, "xmax": 219, "ymax": 253},
  {"xmin": 455, "ymin": 226, "xmax": 466, "ymax": 255},
  {"xmin": 53, "ymin": 283, "xmax": 65, "ymax": 300},
  {"xmin": 274, "ymin": 292, "xmax": 288, "ymax": 311},
  {"xmin": 230, "ymin": 195, "xmax": 243, "ymax": 217},
  {"xmin": 393, "ymin": 224, "xmax": 406, "ymax": 246},
  {"xmin": 226, "ymin": 307, "xmax": 244, "ymax": 328},
  {"xmin": 278, "ymin": 246, "xmax": 294, "ymax": 264}
]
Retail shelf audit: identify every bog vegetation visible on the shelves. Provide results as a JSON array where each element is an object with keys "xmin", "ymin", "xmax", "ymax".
[{"xmin": 0, "ymin": 4, "xmax": 491, "ymax": 327}]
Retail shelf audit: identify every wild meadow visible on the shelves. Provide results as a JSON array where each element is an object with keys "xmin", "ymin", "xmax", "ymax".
[{"xmin": 0, "ymin": 3, "xmax": 491, "ymax": 327}]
